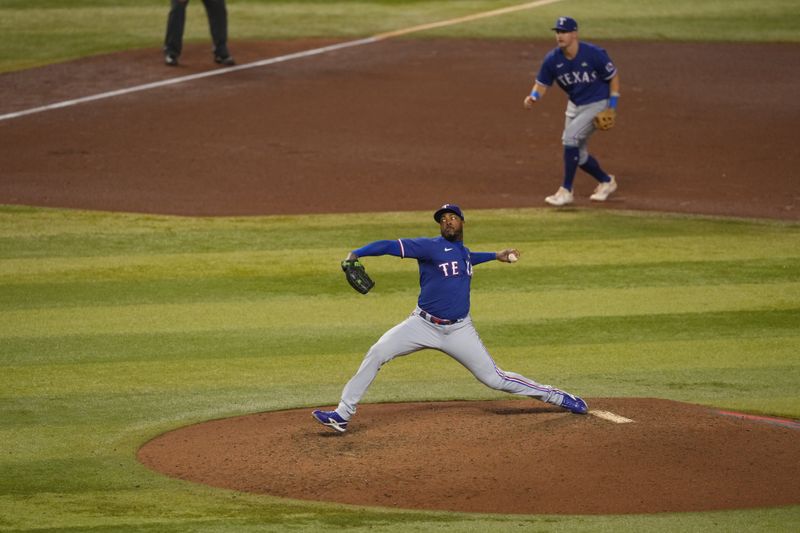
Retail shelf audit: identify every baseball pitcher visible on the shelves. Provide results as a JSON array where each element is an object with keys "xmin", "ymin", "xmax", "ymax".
[{"xmin": 313, "ymin": 204, "xmax": 588, "ymax": 433}]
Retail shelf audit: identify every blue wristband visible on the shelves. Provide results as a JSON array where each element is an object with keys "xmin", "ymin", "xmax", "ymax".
[
  {"xmin": 530, "ymin": 90, "xmax": 540, "ymax": 100},
  {"xmin": 609, "ymin": 94, "xmax": 619, "ymax": 109}
]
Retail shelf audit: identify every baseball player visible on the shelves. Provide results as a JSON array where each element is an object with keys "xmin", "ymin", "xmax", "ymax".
[
  {"xmin": 524, "ymin": 16, "xmax": 620, "ymax": 206},
  {"xmin": 312, "ymin": 204, "xmax": 588, "ymax": 433},
  {"xmin": 163, "ymin": 0, "xmax": 235, "ymax": 67}
]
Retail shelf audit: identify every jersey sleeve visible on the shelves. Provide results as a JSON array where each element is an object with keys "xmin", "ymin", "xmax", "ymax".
[
  {"xmin": 470, "ymin": 251, "xmax": 497, "ymax": 266},
  {"xmin": 594, "ymin": 46, "xmax": 617, "ymax": 81},
  {"xmin": 535, "ymin": 50, "xmax": 557, "ymax": 87},
  {"xmin": 352, "ymin": 240, "xmax": 402, "ymax": 258},
  {"xmin": 397, "ymin": 238, "xmax": 433, "ymax": 260}
]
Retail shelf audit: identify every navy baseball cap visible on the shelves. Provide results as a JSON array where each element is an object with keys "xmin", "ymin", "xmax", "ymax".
[
  {"xmin": 552, "ymin": 16, "xmax": 578, "ymax": 32},
  {"xmin": 434, "ymin": 204, "xmax": 464, "ymax": 222}
]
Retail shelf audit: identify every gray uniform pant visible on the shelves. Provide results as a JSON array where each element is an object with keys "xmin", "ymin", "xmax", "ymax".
[
  {"xmin": 562, "ymin": 99, "xmax": 608, "ymax": 165},
  {"xmin": 336, "ymin": 308, "xmax": 559, "ymax": 419}
]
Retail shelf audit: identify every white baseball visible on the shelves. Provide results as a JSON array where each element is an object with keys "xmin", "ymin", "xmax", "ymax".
[{"xmin": 508, "ymin": 252, "xmax": 518, "ymax": 263}]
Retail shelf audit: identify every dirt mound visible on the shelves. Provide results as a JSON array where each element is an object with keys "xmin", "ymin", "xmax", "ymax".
[{"xmin": 138, "ymin": 398, "xmax": 800, "ymax": 515}]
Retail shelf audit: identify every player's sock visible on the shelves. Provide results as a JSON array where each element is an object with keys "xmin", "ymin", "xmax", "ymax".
[
  {"xmin": 580, "ymin": 155, "xmax": 611, "ymax": 182},
  {"xmin": 563, "ymin": 146, "xmax": 580, "ymax": 191}
]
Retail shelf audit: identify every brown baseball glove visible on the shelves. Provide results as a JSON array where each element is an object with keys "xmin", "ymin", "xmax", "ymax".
[{"xmin": 593, "ymin": 108, "xmax": 616, "ymax": 131}]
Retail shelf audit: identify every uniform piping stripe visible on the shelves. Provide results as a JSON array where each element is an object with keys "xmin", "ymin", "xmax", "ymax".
[
  {"xmin": 494, "ymin": 366, "xmax": 552, "ymax": 393},
  {"xmin": 398, "ymin": 239, "xmax": 405, "ymax": 258},
  {"xmin": 475, "ymin": 332, "xmax": 553, "ymax": 394}
]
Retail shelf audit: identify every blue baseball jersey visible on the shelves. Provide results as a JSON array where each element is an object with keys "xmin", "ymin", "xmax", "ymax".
[
  {"xmin": 536, "ymin": 42, "xmax": 617, "ymax": 105},
  {"xmin": 352, "ymin": 238, "xmax": 496, "ymax": 320}
]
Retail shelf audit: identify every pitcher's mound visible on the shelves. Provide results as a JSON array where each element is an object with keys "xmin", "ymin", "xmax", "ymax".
[{"xmin": 138, "ymin": 398, "xmax": 800, "ymax": 514}]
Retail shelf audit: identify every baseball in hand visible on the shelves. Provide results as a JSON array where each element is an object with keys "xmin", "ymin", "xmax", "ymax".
[{"xmin": 508, "ymin": 252, "xmax": 518, "ymax": 263}]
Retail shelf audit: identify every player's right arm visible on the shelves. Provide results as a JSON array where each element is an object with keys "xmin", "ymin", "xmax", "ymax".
[
  {"xmin": 525, "ymin": 51, "xmax": 556, "ymax": 108},
  {"xmin": 524, "ymin": 82, "xmax": 548, "ymax": 108}
]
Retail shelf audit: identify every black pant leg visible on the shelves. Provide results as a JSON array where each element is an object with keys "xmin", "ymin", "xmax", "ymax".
[
  {"xmin": 164, "ymin": 0, "xmax": 189, "ymax": 56},
  {"xmin": 202, "ymin": 0, "xmax": 229, "ymax": 57}
]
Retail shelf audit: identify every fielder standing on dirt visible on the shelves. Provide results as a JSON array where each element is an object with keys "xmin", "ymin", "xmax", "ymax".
[
  {"xmin": 524, "ymin": 16, "xmax": 620, "ymax": 206},
  {"xmin": 312, "ymin": 204, "xmax": 588, "ymax": 433}
]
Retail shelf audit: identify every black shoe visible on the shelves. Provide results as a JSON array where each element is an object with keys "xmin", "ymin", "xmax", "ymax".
[
  {"xmin": 165, "ymin": 54, "xmax": 178, "ymax": 66},
  {"xmin": 214, "ymin": 55, "xmax": 235, "ymax": 66}
]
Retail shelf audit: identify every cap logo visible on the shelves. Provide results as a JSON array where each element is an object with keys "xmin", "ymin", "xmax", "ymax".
[
  {"xmin": 434, "ymin": 203, "xmax": 464, "ymax": 222},
  {"xmin": 553, "ymin": 16, "xmax": 577, "ymax": 32}
]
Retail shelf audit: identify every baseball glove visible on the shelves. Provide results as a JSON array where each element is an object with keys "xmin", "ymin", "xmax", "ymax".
[
  {"xmin": 341, "ymin": 259, "xmax": 374, "ymax": 294},
  {"xmin": 593, "ymin": 108, "xmax": 616, "ymax": 131}
]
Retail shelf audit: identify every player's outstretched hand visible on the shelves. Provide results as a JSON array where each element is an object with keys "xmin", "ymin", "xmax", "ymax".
[
  {"xmin": 497, "ymin": 248, "xmax": 520, "ymax": 263},
  {"xmin": 523, "ymin": 95, "xmax": 537, "ymax": 109}
]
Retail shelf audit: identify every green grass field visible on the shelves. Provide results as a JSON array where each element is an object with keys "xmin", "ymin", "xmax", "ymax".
[
  {"xmin": 2, "ymin": 0, "xmax": 800, "ymax": 531},
  {"xmin": 1, "ymin": 206, "xmax": 799, "ymax": 531}
]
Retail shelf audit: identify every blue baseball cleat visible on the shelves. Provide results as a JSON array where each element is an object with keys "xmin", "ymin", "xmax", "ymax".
[
  {"xmin": 559, "ymin": 392, "xmax": 589, "ymax": 414},
  {"xmin": 312, "ymin": 410, "xmax": 349, "ymax": 432}
]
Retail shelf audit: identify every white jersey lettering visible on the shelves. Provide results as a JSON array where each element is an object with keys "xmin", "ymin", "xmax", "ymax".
[{"xmin": 438, "ymin": 261, "xmax": 463, "ymax": 277}]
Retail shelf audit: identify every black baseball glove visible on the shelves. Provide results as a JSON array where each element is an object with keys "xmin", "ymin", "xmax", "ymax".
[{"xmin": 341, "ymin": 259, "xmax": 374, "ymax": 294}]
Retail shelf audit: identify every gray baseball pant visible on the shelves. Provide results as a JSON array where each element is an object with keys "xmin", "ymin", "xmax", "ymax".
[
  {"xmin": 562, "ymin": 99, "xmax": 607, "ymax": 165},
  {"xmin": 335, "ymin": 308, "xmax": 560, "ymax": 419}
]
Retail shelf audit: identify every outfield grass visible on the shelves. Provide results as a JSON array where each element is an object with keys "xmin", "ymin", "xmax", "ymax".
[
  {"xmin": 1, "ymin": 206, "xmax": 798, "ymax": 531},
  {"xmin": 1, "ymin": 0, "xmax": 798, "ymax": 72}
]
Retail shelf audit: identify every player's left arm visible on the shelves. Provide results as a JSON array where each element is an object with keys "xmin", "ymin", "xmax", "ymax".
[
  {"xmin": 598, "ymin": 47, "xmax": 620, "ymax": 109},
  {"xmin": 608, "ymin": 73, "xmax": 620, "ymax": 109},
  {"xmin": 347, "ymin": 240, "xmax": 402, "ymax": 261}
]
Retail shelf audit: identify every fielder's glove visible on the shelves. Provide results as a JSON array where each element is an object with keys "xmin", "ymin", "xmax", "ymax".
[
  {"xmin": 593, "ymin": 108, "xmax": 616, "ymax": 131},
  {"xmin": 341, "ymin": 259, "xmax": 374, "ymax": 294}
]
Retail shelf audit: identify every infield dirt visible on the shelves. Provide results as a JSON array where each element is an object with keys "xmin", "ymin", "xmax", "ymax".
[{"xmin": 1, "ymin": 39, "xmax": 799, "ymax": 219}]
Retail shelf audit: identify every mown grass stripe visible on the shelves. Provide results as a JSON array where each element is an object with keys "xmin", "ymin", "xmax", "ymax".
[
  {"xmin": 1, "ymin": 283, "xmax": 798, "ymax": 338},
  {"xmin": 2, "ymin": 308, "xmax": 797, "ymax": 367},
  {"xmin": 3, "ymin": 257, "xmax": 799, "ymax": 311},
  {"xmin": 3, "ymin": 229, "xmax": 799, "ymax": 265}
]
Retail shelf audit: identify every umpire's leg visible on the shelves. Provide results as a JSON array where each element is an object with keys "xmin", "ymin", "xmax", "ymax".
[
  {"xmin": 164, "ymin": 0, "xmax": 189, "ymax": 57},
  {"xmin": 202, "ymin": 0, "xmax": 230, "ymax": 58}
]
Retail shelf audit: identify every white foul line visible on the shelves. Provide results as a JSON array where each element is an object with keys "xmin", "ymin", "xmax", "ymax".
[
  {"xmin": 590, "ymin": 410, "xmax": 634, "ymax": 424},
  {"xmin": 0, "ymin": 37, "xmax": 379, "ymax": 122},
  {"xmin": 0, "ymin": 0, "xmax": 565, "ymax": 122}
]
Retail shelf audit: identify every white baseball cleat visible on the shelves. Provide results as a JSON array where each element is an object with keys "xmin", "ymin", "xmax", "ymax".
[
  {"xmin": 545, "ymin": 186, "xmax": 574, "ymax": 206},
  {"xmin": 590, "ymin": 175, "xmax": 617, "ymax": 201}
]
